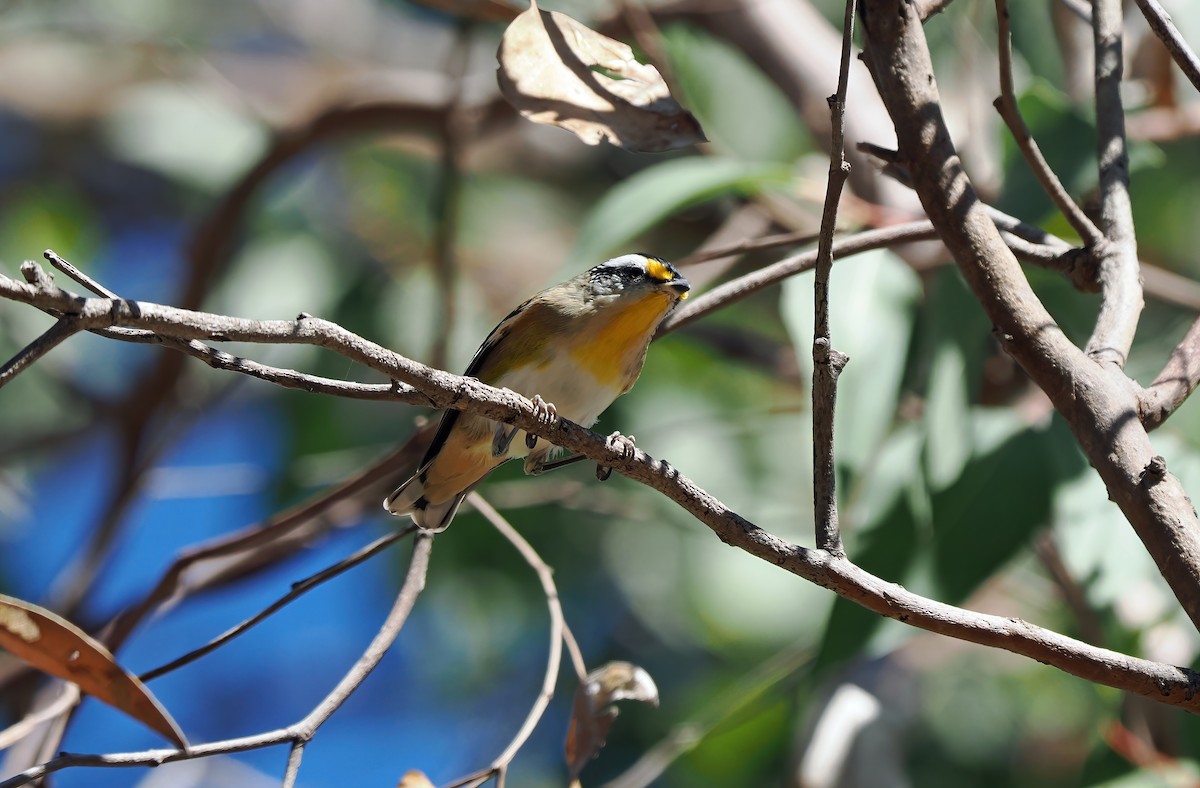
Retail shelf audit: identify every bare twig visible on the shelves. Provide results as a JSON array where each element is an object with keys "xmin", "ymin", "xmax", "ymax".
[
  {"xmin": 282, "ymin": 741, "xmax": 306, "ymax": 788},
  {"xmin": 1087, "ymin": 0, "xmax": 1144, "ymax": 367},
  {"xmin": 0, "ymin": 534, "xmax": 432, "ymax": 787},
  {"xmin": 675, "ymin": 229, "xmax": 822, "ymax": 267},
  {"xmin": 994, "ymin": 0, "xmax": 1104, "ymax": 247},
  {"xmin": 1133, "ymin": 0, "xmax": 1200, "ymax": 94},
  {"xmin": 810, "ymin": 0, "xmax": 857, "ymax": 556},
  {"xmin": 98, "ymin": 435, "xmax": 427, "ymax": 656},
  {"xmin": 661, "ymin": 221, "xmax": 941, "ymax": 335},
  {"xmin": 0, "ymin": 317, "xmax": 82, "ymax": 389},
  {"xmin": 138, "ymin": 529, "xmax": 412, "ymax": 682},
  {"xmin": 1139, "ymin": 315, "xmax": 1200, "ymax": 430},
  {"xmin": 466, "ymin": 493, "xmax": 576, "ymax": 782}
]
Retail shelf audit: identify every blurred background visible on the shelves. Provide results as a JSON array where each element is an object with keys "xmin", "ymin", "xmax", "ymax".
[{"xmin": 3, "ymin": 0, "xmax": 1200, "ymax": 785}]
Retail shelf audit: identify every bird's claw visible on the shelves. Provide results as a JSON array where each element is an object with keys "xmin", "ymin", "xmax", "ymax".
[
  {"xmin": 596, "ymin": 432, "xmax": 636, "ymax": 481},
  {"xmin": 524, "ymin": 395, "xmax": 558, "ymax": 450},
  {"xmin": 494, "ymin": 395, "xmax": 558, "ymax": 457}
]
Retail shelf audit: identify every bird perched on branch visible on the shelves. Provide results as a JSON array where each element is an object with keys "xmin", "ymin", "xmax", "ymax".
[{"xmin": 384, "ymin": 253, "xmax": 690, "ymax": 532}]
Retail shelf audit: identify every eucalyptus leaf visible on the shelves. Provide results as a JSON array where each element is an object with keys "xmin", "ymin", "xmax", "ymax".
[{"xmin": 572, "ymin": 157, "xmax": 793, "ymax": 266}]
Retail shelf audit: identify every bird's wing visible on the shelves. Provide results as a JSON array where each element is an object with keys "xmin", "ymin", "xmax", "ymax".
[{"xmin": 417, "ymin": 299, "xmax": 529, "ymax": 466}]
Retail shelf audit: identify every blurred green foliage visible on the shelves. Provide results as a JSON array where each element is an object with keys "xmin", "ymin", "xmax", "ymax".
[{"xmin": 1, "ymin": 0, "xmax": 1200, "ymax": 786}]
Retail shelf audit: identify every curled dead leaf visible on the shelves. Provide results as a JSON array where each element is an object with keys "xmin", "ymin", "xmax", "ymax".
[
  {"xmin": 497, "ymin": 3, "xmax": 705, "ymax": 152},
  {"xmin": 0, "ymin": 594, "xmax": 188, "ymax": 749},
  {"xmin": 564, "ymin": 661, "xmax": 659, "ymax": 779}
]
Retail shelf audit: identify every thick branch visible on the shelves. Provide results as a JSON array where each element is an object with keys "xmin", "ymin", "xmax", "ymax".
[{"xmin": 859, "ymin": 0, "xmax": 1200, "ymax": 631}]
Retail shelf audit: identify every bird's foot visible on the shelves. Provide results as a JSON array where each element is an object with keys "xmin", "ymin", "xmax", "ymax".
[{"xmin": 596, "ymin": 432, "xmax": 636, "ymax": 481}]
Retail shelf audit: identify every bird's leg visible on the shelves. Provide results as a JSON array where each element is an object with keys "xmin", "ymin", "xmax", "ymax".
[
  {"xmin": 525, "ymin": 432, "xmax": 636, "ymax": 479},
  {"xmin": 491, "ymin": 423, "xmax": 519, "ymax": 457},
  {"xmin": 526, "ymin": 452, "xmax": 587, "ymax": 476},
  {"xmin": 595, "ymin": 432, "xmax": 637, "ymax": 481},
  {"xmin": 493, "ymin": 394, "xmax": 557, "ymax": 457}
]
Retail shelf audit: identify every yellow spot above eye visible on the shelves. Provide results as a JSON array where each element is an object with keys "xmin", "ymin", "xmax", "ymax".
[{"xmin": 645, "ymin": 258, "xmax": 674, "ymax": 282}]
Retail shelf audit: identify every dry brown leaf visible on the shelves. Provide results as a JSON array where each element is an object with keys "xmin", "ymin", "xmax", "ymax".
[
  {"xmin": 564, "ymin": 661, "xmax": 659, "ymax": 778},
  {"xmin": 497, "ymin": 2, "xmax": 705, "ymax": 152},
  {"xmin": 0, "ymin": 594, "xmax": 188, "ymax": 749},
  {"xmin": 396, "ymin": 769, "xmax": 436, "ymax": 788}
]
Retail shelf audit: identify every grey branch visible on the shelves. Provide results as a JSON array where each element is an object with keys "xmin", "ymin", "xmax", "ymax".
[
  {"xmin": 1086, "ymin": 0, "xmax": 1144, "ymax": 367},
  {"xmin": 1133, "ymin": 0, "xmax": 1200, "ymax": 94},
  {"xmin": 809, "ymin": 0, "xmax": 858, "ymax": 556},
  {"xmin": 994, "ymin": 0, "xmax": 1104, "ymax": 247},
  {"xmin": 858, "ymin": 0, "xmax": 1200, "ymax": 633},
  {"xmin": 1139, "ymin": 315, "xmax": 1200, "ymax": 430}
]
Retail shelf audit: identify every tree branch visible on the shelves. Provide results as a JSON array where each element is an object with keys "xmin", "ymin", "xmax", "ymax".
[
  {"xmin": 1087, "ymin": 0, "xmax": 1144, "ymax": 367},
  {"xmin": 138, "ymin": 530, "xmax": 412, "ymax": 683},
  {"xmin": 1139, "ymin": 315, "xmax": 1200, "ymax": 430},
  {"xmin": 465, "ymin": 493, "xmax": 576, "ymax": 783},
  {"xmin": 810, "ymin": 0, "xmax": 857, "ymax": 555},
  {"xmin": 858, "ymin": 0, "xmax": 1200, "ymax": 631},
  {"xmin": 994, "ymin": 0, "xmax": 1104, "ymax": 247},
  {"xmin": 1133, "ymin": 0, "xmax": 1200, "ymax": 94},
  {"xmin": 3, "ymin": 250, "xmax": 1200, "ymax": 722}
]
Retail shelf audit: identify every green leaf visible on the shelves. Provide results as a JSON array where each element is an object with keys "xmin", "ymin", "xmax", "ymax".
[
  {"xmin": 920, "ymin": 268, "xmax": 992, "ymax": 490},
  {"xmin": 571, "ymin": 157, "xmax": 793, "ymax": 266},
  {"xmin": 930, "ymin": 416, "xmax": 1085, "ymax": 602},
  {"xmin": 661, "ymin": 23, "xmax": 813, "ymax": 163}
]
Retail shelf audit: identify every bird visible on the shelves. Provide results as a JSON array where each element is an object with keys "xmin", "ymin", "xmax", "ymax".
[{"xmin": 383, "ymin": 253, "xmax": 691, "ymax": 532}]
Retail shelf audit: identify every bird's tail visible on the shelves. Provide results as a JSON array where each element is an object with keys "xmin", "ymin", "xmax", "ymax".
[{"xmin": 383, "ymin": 469, "xmax": 466, "ymax": 533}]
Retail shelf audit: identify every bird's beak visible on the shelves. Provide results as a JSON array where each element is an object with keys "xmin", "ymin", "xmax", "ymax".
[{"xmin": 667, "ymin": 275, "xmax": 691, "ymax": 300}]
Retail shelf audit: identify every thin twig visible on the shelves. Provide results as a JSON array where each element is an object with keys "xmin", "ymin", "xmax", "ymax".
[
  {"xmin": 5, "ymin": 253, "xmax": 1200, "ymax": 713},
  {"xmin": 139, "ymin": 529, "xmax": 411, "ymax": 682},
  {"xmin": 1133, "ymin": 0, "xmax": 1200, "ymax": 94},
  {"xmin": 0, "ymin": 318, "xmax": 82, "ymax": 388},
  {"xmin": 604, "ymin": 645, "xmax": 810, "ymax": 788},
  {"xmin": 0, "ymin": 535, "xmax": 433, "ymax": 787},
  {"xmin": 675, "ymin": 229, "xmax": 822, "ymax": 267},
  {"xmin": 45, "ymin": 250, "xmax": 119, "ymax": 298},
  {"xmin": 994, "ymin": 0, "xmax": 1104, "ymax": 247},
  {"xmin": 467, "ymin": 493, "xmax": 570, "ymax": 776},
  {"xmin": 1139, "ymin": 315, "xmax": 1200, "ymax": 430},
  {"xmin": 810, "ymin": 0, "xmax": 857, "ymax": 555},
  {"xmin": 661, "ymin": 221, "xmax": 941, "ymax": 335},
  {"xmin": 282, "ymin": 741, "xmax": 305, "ymax": 788}
]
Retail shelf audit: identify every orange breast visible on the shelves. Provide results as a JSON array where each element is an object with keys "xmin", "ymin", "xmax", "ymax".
[{"xmin": 568, "ymin": 292, "xmax": 671, "ymax": 388}]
